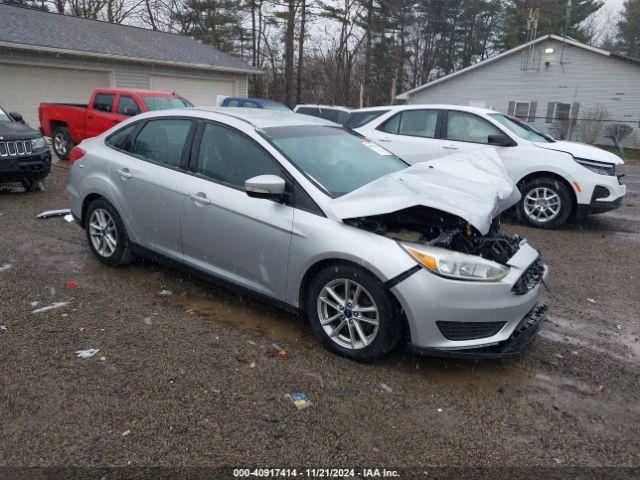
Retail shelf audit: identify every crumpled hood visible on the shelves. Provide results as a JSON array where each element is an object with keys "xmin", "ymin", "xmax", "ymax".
[
  {"xmin": 328, "ymin": 148, "xmax": 521, "ymax": 235},
  {"xmin": 534, "ymin": 140, "xmax": 624, "ymax": 165}
]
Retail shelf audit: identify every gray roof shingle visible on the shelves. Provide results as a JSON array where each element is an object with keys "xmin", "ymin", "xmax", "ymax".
[{"xmin": 0, "ymin": 3, "xmax": 258, "ymax": 73}]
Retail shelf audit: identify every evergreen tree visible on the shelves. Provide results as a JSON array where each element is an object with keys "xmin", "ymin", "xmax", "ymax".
[{"xmin": 617, "ymin": 0, "xmax": 640, "ymax": 58}]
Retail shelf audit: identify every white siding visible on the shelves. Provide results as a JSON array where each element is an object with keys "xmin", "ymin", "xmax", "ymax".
[{"xmin": 406, "ymin": 39, "xmax": 640, "ymax": 146}]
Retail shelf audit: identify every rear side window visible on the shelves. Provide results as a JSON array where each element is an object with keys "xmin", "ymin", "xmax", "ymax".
[
  {"xmin": 226, "ymin": 99, "xmax": 241, "ymax": 107},
  {"xmin": 106, "ymin": 123, "xmax": 138, "ymax": 151},
  {"xmin": 296, "ymin": 107, "xmax": 320, "ymax": 116},
  {"xmin": 398, "ymin": 110, "xmax": 438, "ymax": 138},
  {"xmin": 319, "ymin": 108, "xmax": 339, "ymax": 122},
  {"xmin": 195, "ymin": 122, "xmax": 281, "ymax": 188},
  {"xmin": 93, "ymin": 93, "xmax": 115, "ymax": 113},
  {"xmin": 336, "ymin": 110, "xmax": 351, "ymax": 124},
  {"xmin": 117, "ymin": 95, "xmax": 141, "ymax": 116},
  {"xmin": 345, "ymin": 110, "xmax": 388, "ymax": 129},
  {"xmin": 131, "ymin": 119, "xmax": 193, "ymax": 167},
  {"xmin": 242, "ymin": 101, "xmax": 259, "ymax": 108}
]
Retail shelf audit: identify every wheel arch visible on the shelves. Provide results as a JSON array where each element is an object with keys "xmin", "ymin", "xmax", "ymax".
[{"xmin": 516, "ymin": 171, "xmax": 577, "ymax": 215}]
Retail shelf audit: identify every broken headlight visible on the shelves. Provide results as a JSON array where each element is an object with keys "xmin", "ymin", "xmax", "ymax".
[{"xmin": 401, "ymin": 243, "xmax": 509, "ymax": 282}]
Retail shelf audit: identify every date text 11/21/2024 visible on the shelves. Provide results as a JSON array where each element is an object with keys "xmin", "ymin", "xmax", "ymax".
[{"xmin": 232, "ymin": 468, "xmax": 401, "ymax": 477}]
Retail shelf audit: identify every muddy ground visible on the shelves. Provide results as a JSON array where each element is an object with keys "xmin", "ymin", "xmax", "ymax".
[{"xmin": 1, "ymin": 159, "xmax": 639, "ymax": 474}]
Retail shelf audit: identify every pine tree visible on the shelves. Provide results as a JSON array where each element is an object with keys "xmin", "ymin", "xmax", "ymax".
[{"xmin": 617, "ymin": 0, "xmax": 640, "ymax": 58}]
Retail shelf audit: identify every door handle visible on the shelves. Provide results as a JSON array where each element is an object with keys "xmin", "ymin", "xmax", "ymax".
[
  {"xmin": 378, "ymin": 137, "xmax": 392, "ymax": 142},
  {"xmin": 190, "ymin": 192, "xmax": 211, "ymax": 205},
  {"xmin": 442, "ymin": 145, "xmax": 458, "ymax": 150},
  {"xmin": 116, "ymin": 168, "xmax": 132, "ymax": 179}
]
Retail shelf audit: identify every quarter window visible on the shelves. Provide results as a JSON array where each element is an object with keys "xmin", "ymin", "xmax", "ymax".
[
  {"xmin": 131, "ymin": 119, "xmax": 193, "ymax": 167},
  {"xmin": 106, "ymin": 123, "xmax": 138, "ymax": 151},
  {"xmin": 117, "ymin": 95, "xmax": 141, "ymax": 116},
  {"xmin": 195, "ymin": 122, "xmax": 281, "ymax": 188},
  {"xmin": 93, "ymin": 93, "xmax": 115, "ymax": 113},
  {"xmin": 379, "ymin": 110, "xmax": 438, "ymax": 138},
  {"xmin": 446, "ymin": 111, "xmax": 502, "ymax": 144}
]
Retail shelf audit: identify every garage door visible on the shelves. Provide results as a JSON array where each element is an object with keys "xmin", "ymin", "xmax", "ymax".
[
  {"xmin": 150, "ymin": 75, "xmax": 234, "ymax": 108},
  {"xmin": 0, "ymin": 63, "xmax": 111, "ymax": 128}
]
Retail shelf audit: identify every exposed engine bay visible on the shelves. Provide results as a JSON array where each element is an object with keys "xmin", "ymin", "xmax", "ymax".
[{"xmin": 345, "ymin": 206, "xmax": 545, "ymax": 293}]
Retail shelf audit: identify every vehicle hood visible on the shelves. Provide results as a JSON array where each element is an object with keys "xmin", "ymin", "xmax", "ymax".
[
  {"xmin": 534, "ymin": 140, "xmax": 624, "ymax": 165},
  {"xmin": 328, "ymin": 149, "xmax": 521, "ymax": 235},
  {"xmin": 0, "ymin": 121, "xmax": 40, "ymax": 140}
]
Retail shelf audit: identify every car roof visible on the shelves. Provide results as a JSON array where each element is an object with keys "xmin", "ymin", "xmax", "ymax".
[
  {"xmin": 351, "ymin": 104, "xmax": 499, "ymax": 115},
  {"xmin": 225, "ymin": 97, "xmax": 286, "ymax": 105},
  {"xmin": 295, "ymin": 104, "xmax": 352, "ymax": 111},
  {"xmin": 95, "ymin": 88, "xmax": 182, "ymax": 97}
]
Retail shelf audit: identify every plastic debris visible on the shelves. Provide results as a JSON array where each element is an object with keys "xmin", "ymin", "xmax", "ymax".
[
  {"xmin": 63, "ymin": 214, "xmax": 74, "ymax": 223},
  {"xmin": 247, "ymin": 340, "xmax": 257, "ymax": 346},
  {"xmin": 99, "ymin": 356, "xmax": 107, "ymax": 361},
  {"xmin": 616, "ymin": 324, "xmax": 622, "ymax": 330},
  {"xmin": 437, "ymin": 408, "xmax": 443, "ymax": 413},
  {"xmin": 32, "ymin": 302, "xmax": 69, "ymax": 314},
  {"xmin": 278, "ymin": 350, "xmax": 287, "ymax": 358},
  {"xmin": 272, "ymin": 343, "xmax": 282, "ymax": 351},
  {"xmin": 159, "ymin": 290, "xmax": 173, "ymax": 296},
  {"xmin": 143, "ymin": 317, "xmax": 153, "ymax": 326},
  {"xmin": 37, "ymin": 208, "xmax": 71, "ymax": 219},
  {"xmin": 122, "ymin": 430, "xmax": 131, "ymax": 437},
  {"xmin": 79, "ymin": 327, "xmax": 86, "ymax": 333},
  {"xmin": 587, "ymin": 298, "xmax": 597, "ymax": 303},
  {"xmin": 287, "ymin": 393, "xmax": 312, "ymax": 410},
  {"xmin": 0, "ymin": 325, "xmax": 6, "ymax": 332},
  {"xmin": 596, "ymin": 384, "xmax": 604, "ymax": 392},
  {"xmin": 0, "ymin": 263, "xmax": 13, "ymax": 272},
  {"xmin": 66, "ymin": 281, "xmax": 79, "ymax": 288},
  {"xmin": 249, "ymin": 362, "xmax": 257, "ymax": 368},
  {"xmin": 379, "ymin": 382, "xmax": 393, "ymax": 393},
  {"xmin": 76, "ymin": 348, "xmax": 100, "ymax": 359}
]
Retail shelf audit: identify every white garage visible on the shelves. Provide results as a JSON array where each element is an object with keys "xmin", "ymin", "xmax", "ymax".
[
  {"xmin": 150, "ymin": 75, "xmax": 235, "ymax": 108},
  {"xmin": 0, "ymin": 3, "xmax": 259, "ymax": 128},
  {"xmin": 0, "ymin": 63, "xmax": 111, "ymax": 127}
]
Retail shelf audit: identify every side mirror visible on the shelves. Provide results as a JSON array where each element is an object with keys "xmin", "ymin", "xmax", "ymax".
[
  {"xmin": 9, "ymin": 112, "xmax": 24, "ymax": 123},
  {"xmin": 488, "ymin": 133, "xmax": 515, "ymax": 147},
  {"xmin": 245, "ymin": 175, "xmax": 286, "ymax": 200}
]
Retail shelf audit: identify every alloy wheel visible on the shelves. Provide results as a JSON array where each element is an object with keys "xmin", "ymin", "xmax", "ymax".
[
  {"xmin": 317, "ymin": 278, "xmax": 379, "ymax": 350},
  {"xmin": 54, "ymin": 133, "xmax": 68, "ymax": 156},
  {"xmin": 523, "ymin": 186, "xmax": 562, "ymax": 223},
  {"xmin": 89, "ymin": 208, "xmax": 117, "ymax": 257}
]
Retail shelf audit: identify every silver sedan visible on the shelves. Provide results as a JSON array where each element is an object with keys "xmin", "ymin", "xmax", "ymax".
[{"xmin": 68, "ymin": 108, "xmax": 547, "ymax": 360}]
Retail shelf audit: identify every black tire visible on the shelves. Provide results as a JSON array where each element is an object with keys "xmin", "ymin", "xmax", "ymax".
[
  {"xmin": 85, "ymin": 198, "xmax": 135, "ymax": 266},
  {"xmin": 52, "ymin": 126, "xmax": 72, "ymax": 160},
  {"xmin": 22, "ymin": 177, "xmax": 45, "ymax": 192},
  {"xmin": 306, "ymin": 263, "xmax": 401, "ymax": 361},
  {"xmin": 517, "ymin": 177, "xmax": 573, "ymax": 229}
]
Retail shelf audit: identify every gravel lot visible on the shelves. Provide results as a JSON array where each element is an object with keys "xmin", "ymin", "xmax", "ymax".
[{"xmin": 1, "ymin": 158, "xmax": 639, "ymax": 474}]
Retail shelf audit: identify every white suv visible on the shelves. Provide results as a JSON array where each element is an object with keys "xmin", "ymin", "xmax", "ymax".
[{"xmin": 352, "ymin": 105, "xmax": 626, "ymax": 228}]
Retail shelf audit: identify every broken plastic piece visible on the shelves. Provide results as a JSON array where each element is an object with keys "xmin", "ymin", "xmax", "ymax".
[
  {"xmin": 32, "ymin": 302, "xmax": 69, "ymax": 314},
  {"xmin": 122, "ymin": 430, "xmax": 131, "ymax": 436},
  {"xmin": 587, "ymin": 298, "xmax": 597, "ymax": 303},
  {"xmin": 287, "ymin": 393, "xmax": 312, "ymax": 410},
  {"xmin": 143, "ymin": 318, "xmax": 153, "ymax": 326},
  {"xmin": 159, "ymin": 290, "xmax": 173, "ymax": 296},
  {"xmin": 64, "ymin": 214, "xmax": 74, "ymax": 223},
  {"xmin": 76, "ymin": 348, "xmax": 100, "ymax": 359},
  {"xmin": 37, "ymin": 208, "xmax": 71, "ymax": 219},
  {"xmin": 0, "ymin": 263, "xmax": 13, "ymax": 272},
  {"xmin": 0, "ymin": 325, "xmax": 6, "ymax": 332},
  {"xmin": 379, "ymin": 382, "xmax": 393, "ymax": 393},
  {"xmin": 66, "ymin": 282, "xmax": 79, "ymax": 288},
  {"xmin": 272, "ymin": 343, "xmax": 282, "ymax": 351}
]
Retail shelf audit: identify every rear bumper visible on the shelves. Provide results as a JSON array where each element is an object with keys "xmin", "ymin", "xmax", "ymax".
[
  {"xmin": 408, "ymin": 304, "xmax": 547, "ymax": 359},
  {"xmin": 0, "ymin": 149, "xmax": 52, "ymax": 182}
]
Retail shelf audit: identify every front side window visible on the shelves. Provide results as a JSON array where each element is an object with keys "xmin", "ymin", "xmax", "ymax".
[
  {"xmin": 106, "ymin": 123, "xmax": 138, "ymax": 151},
  {"xmin": 195, "ymin": 122, "xmax": 281, "ymax": 188},
  {"xmin": 117, "ymin": 95, "xmax": 141, "ymax": 116},
  {"xmin": 131, "ymin": 119, "xmax": 193, "ymax": 167},
  {"xmin": 93, "ymin": 93, "xmax": 115, "ymax": 113},
  {"xmin": 262, "ymin": 125, "xmax": 407, "ymax": 197},
  {"xmin": 141, "ymin": 96, "xmax": 192, "ymax": 111},
  {"xmin": 446, "ymin": 111, "xmax": 502, "ymax": 144}
]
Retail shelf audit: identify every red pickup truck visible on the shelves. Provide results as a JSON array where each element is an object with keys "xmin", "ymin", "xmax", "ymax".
[{"xmin": 39, "ymin": 88, "xmax": 193, "ymax": 159}]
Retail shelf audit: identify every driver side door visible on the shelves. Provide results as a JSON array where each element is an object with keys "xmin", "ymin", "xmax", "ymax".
[{"xmin": 180, "ymin": 121, "xmax": 294, "ymax": 301}]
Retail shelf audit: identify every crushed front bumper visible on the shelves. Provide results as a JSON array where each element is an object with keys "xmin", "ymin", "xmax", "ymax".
[{"xmin": 408, "ymin": 305, "xmax": 547, "ymax": 359}]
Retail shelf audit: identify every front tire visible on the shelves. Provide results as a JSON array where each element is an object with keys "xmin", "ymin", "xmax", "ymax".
[
  {"xmin": 22, "ymin": 177, "xmax": 45, "ymax": 192},
  {"xmin": 52, "ymin": 126, "xmax": 72, "ymax": 160},
  {"xmin": 517, "ymin": 178, "xmax": 572, "ymax": 229},
  {"xmin": 85, "ymin": 198, "xmax": 135, "ymax": 266},
  {"xmin": 306, "ymin": 264, "xmax": 401, "ymax": 361}
]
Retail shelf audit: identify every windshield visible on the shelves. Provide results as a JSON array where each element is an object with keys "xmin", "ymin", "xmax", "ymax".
[
  {"xmin": 142, "ymin": 96, "xmax": 193, "ymax": 111},
  {"xmin": 262, "ymin": 102, "xmax": 291, "ymax": 111},
  {"xmin": 0, "ymin": 106, "xmax": 12, "ymax": 123},
  {"xmin": 262, "ymin": 125, "xmax": 407, "ymax": 197},
  {"xmin": 490, "ymin": 113, "xmax": 554, "ymax": 142}
]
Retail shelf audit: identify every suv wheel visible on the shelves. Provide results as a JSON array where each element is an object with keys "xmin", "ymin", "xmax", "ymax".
[
  {"xmin": 517, "ymin": 178, "xmax": 572, "ymax": 229},
  {"xmin": 52, "ymin": 126, "xmax": 72, "ymax": 160},
  {"xmin": 306, "ymin": 264, "xmax": 400, "ymax": 361},
  {"xmin": 85, "ymin": 198, "xmax": 135, "ymax": 266}
]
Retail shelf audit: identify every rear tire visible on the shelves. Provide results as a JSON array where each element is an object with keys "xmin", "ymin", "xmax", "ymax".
[
  {"xmin": 52, "ymin": 126, "xmax": 72, "ymax": 160},
  {"xmin": 517, "ymin": 178, "xmax": 572, "ymax": 229},
  {"xmin": 306, "ymin": 264, "xmax": 401, "ymax": 361},
  {"xmin": 85, "ymin": 198, "xmax": 135, "ymax": 266}
]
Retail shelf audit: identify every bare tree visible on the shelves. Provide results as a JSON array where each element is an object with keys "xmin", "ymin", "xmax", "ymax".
[
  {"xmin": 605, "ymin": 123, "xmax": 633, "ymax": 150},
  {"xmin": 578, "ymin": 105, "xmax": 608, "ymax": 144}
]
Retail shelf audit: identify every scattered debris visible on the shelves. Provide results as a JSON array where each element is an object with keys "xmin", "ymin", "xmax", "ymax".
[
  {"xmin": 279, "ymin": 350, "xmax": 287, "ymax": 358},
  {"xmin": 437, "ymin": 408, "xmax": 443, "ymax": 413},
  {"xmin": 66, "ymin": 281, "xmax": 79, "ymax": 288},
  {"xmin": 185, "ymin": 308, "xmax": 196, "ymax": 315},
  {"xmin": 247, "ymin": 340, "xmax": 257, "ymax": 346},
  {"xmin": 32, "ymin": 302, "xmax": 69, "ymax": 314},
  {"xmin": 571, "ymin": 350, "xmax": 579, "ymax": 355},
  {"xmin": 287, "ymin": 393, "xmax": 312, "ymax": 410},
  {"xmin": 555, "ymin": 353, "xmax": 564, "ymax": 359},
  {"xmin": 0, "ymin": 263, "xmax": 13, "ymax": 272},
  {"xmin": 0, "ymin": 325, "xmax": 6, "ymax": 332},
  {"xmin": 63, "ymin": 214, "xmax": 74, "ymax": 223},
  {"xmin": 37, "ymin": 208, "xmax": 71, "ymax": 219},
  {"xmin": 596, "ymin": 384, "xmax": 604, "ymax": 392},
  {"xmin": 122, "ymin": 430, "xmax": 131, "ymax": 437},
  {"xmin": 249, "ymin": 362, "xmax": 257, "ymax": 368},
  {"xmin": 159, "ymin": 290, "xmax": 173, "ymax": 296},
  {"xmin": 143, "ymin": 317, "xmax": 153, "ymax": 326},
  {"xmin": 616, "ymin": 325, "xmax": 622, "ymax": 330},
  {"xmin": 587, "ymin": 298, "xmax": 597, "ymax": 303},
  {"xmin": 272, "ymin": 343, "xmax": 282, "ymax": 351},
  {"xmin": 31, "ymin": 301, "xmax": 40, "ymax": 307},
  {"xmin": 79, "ymin": 327, "xmax": 86, "ymax": 333},
  {"xmin": 76, "ymin": 348, "xmax": 100, "ymax": 359},
  {"xmin": 99, "ymin": 356, "xmax": 107, "ymax": 361},
  {"xmin": 379, "ymin": 382, "xmax": 393, "ymax": 393}
]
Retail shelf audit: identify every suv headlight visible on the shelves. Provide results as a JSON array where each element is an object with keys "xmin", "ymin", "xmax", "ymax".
[
  {"xmin": 31, "ymin": 137, "xmax": 47, "ymax": 150},
  {"xmin": 400, "ymin": 243, "xmax": 509, "ymax": 282},
  {"xmin": 574, "ymin": 158, "xmax": 615, "ymax": 176}
]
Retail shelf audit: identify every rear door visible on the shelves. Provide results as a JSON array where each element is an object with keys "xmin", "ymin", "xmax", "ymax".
[
  {"xmin": 180, "ymin": 121, "xmax": 294, "ymax": 300},
  {"xmin": 86, "ymin": 92, "xmax": 123, "ymax": 138},
  {"xmin": 363, "ymin": 109, "xmax": 445, "ymax": 164},
  {"xmin": 107, "ymin": 117, "xmax": 196, "ymax": 260}
]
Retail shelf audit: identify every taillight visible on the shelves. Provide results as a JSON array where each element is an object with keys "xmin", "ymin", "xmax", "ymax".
[{"xmin": 69, "ymin": 147, "xmax": 86, "ymax": 165}]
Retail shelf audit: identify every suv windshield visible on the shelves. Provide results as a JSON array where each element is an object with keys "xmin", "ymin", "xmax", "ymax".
[
  {"xmin": 142, "ymin": 96, "xmax": 193, "ymax": 111},
  {"xmin": 490, "ymin": 113, "xmax": 554, "ymax": 142},
  {"xmin": 262, "ymin": 125, "xmax": 407, "ymax": 197},
  {"xmin": 0, "ymin": 106, "xmax": 12, "ymax": 123}
]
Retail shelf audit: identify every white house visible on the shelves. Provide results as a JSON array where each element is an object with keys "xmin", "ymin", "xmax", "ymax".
[{"xmin": 397, "ymin": 35, "xmax": 640, "ymax": 147}]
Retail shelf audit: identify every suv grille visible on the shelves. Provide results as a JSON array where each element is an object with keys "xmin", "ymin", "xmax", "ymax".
[
  {"xmin": 512, "ymin": 259, "xmax": 544, "ymax": 295},
  {"xmin": 0, "ymin": 140, "xmax": 33, "ymax": 157},
  {"xmin": 436, "ymin": 321, "xmax": 507, "ymax": 341}
]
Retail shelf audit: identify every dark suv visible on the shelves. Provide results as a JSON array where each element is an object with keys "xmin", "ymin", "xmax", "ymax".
[{"xmin": 0, "ymin": 106, "xmax": 51, "ymax": 191}]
